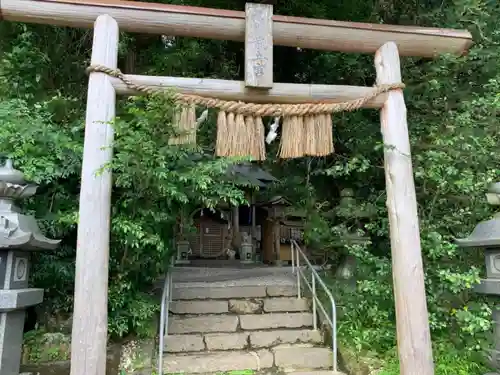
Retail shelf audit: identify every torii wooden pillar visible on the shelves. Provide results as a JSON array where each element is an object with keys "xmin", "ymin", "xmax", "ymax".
[
  {"xmin": 70, "ymin": 15, "xmax": 118, "ymax": 375},
  {"xmin": 375, "ymin": 42, "xmax": 434, "ymax": 374}
]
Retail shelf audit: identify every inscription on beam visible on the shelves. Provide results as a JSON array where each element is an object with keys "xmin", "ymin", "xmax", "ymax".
[{"xmin": 245, "ymin": 2, "xmax": 273, "ymax": 89}]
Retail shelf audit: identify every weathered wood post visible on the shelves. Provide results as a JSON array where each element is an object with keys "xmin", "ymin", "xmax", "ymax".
[
  {"xmin": 70, "ymin": 14, "xmax": 119, "ymax": 375},
  {"xmin": 375, "ymin": 41, "xmax": 435, "ymax": 375},
  {"xmin": 245, "ymin": 2, "xmax": 273, "ymax": 88}
]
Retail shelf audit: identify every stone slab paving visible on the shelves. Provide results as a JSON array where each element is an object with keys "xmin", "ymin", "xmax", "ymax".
[
  {"xmin": 169, "ymin": 297, "xmax": 309, "ymax": 315},
  {"xmin": 272, "ymin": 345, "xmax": 333, "ymax": 369},
  {"xmin": 172, "ymin": 285, "xmax": 300, "ymax": 300},
  {"xmin": 163, "ymin": 349, "xmax": 274, "ymax": 373},
  {"xmin": 205, "ymin": 332, "xmax": 249, "ymax": 351},
  {"xmin": 169, "ymin": 312, "xmax": 314, "ymax": 334},
  {"xmin": 162, "ymin": 345, "xmax": 334, "ymax": 373},
  {"xmin": 165, "ymin": 334, "xmax": 205, "ymax": 353},
  {"xmin": 170, "ymin": 300, "xmax": 229, "ymax": 314},
  {"xmin": 263, "ymin": 298, "xmax": 308, "ymax": 312},
  {"xmin": 171, "ymin": 267, "xmax": 296, "ymax": 283},
  {"xmin": 162, "ymin": 266, "xmax": 337, "ymax": 374},
  {"xmin": 248, "ymin": 329, "xmax": 322, "ymax": 348},
  {"xmin": 165, "ymin": 329, "xmax": 323, "ymax": 353},
  {"xmin": 229, "ymin": 299, "xmax": 263, "ymax": 314},
  {"xmin": 168, "ymin": 267, "xmax": 300, "ymax": 290},
  {"xmin": 266, "ymin": 285, "xmax": 296, "ymax": 297},
  {"xmin": 173, "ymin": 285, "xmax": 268, "ymax": 300},
  {"xmin": 169, "ymin": 315, "xmax": 239, "ymax": 334},
  {"xmin": 239, "ymin": 313, "xmax": 313, "ymax": 330},
  {"xmin": 285, "ymin": 372, "xmax": 346, "ymax": 375}
]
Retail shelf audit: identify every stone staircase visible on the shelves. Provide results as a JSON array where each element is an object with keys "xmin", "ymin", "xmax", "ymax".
[{"xmin": 163, "ymin": 270, "xmax": 340, "ymax": 374}]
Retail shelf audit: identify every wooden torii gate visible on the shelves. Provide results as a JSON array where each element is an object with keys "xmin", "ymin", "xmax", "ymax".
[{"xmin": 0, "ymin": 1, "xmax": 472, "ymax": 375}]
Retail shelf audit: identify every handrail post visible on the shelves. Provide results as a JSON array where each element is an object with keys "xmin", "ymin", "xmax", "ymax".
[
  {"xmin": 296, "ymin": 246, "xmax": 301, "ymax": 299},
  {"xmin": 291, "ymin": 240, "xmax": 295, "ymax": 273},
  {"xmin": 291, "ymin": 240, "xmax": 337, "ymax": 372},
  {"xmin": 312, "ymin": 275, "xmax": 317, "ymax": 330},
  {"xmin": 169, "ymin": 271, "xmax": 173, "ymax": 302},
  {"xmin": 332, "ymin": 304, "xmax": 337, "ymax": 371},
  {"xmin": 158, "ymin": 255, "xmax": 175, "ymax": 375}
]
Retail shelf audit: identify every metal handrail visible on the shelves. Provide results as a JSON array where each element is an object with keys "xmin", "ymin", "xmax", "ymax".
[
  {"xmin": 158, "ymin": 255, "xmax": 175, "ymax": 375},
  {"xmin": 291, "ymin": 239, "xmax": 337, "ymax": 372}
]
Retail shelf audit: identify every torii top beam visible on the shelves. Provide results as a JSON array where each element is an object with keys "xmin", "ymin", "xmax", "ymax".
[{"xmin": 1, "ymin": 0, "xmax": 472, "ymax": 58}]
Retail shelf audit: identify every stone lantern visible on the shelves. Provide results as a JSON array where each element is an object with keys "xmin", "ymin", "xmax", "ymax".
[
  {"xmin": 332, "ymin": 189, "xmax": 375, "ymax": 286},
  {"xmin": 0, "ymin": 159, "xmax": 60, "ymax": 375},
  {"xmin": 455, "ymin": 181, "xmax": 500, "ymax": 375}
]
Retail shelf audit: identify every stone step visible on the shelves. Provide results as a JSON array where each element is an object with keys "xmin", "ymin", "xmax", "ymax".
[
  {"xmin": 164, "ymin": 329, "xmax": 323, "ymax": 353},
  {"xmin": 172, "ymin": 284, "xmax": 296, "ymax": 300},
  {"xmin": 170, "ymin": 300, "xmax": 229, "ymax": 314},
  {"xmin": 169, "ymin": 315, "xmax": 238, "ymax": 334},
  {"xmin": 286, "ymin": 372, "xmax": 346, "ymax": 375},
  {"xmin": 162, "ymin": 345, "xmax": 333, "ymax": 373},
  {"xmin": 163, "ymin": 349, "xmax": 273, "ymax": 373},
  {"xmin": 273, "ymin": 345, "xmax": 333, "ymax": 370},
  {"xmin": 249, "ymin": 329, "xmax": 322, "ymax": 348},
  {"xmin": 263, "ymin": 297, "xmax": 309, "ymax": 313},
  {"xmin": 169, "ymin": 312, "xmax": 313, "ymax": 334},
  {"xmin": 239, "ymin": 312, "xmax": 313, "ymax": 330},
  {"xmin": 169, "ymin": 297, "xmax": 309, "ymax": 315}
]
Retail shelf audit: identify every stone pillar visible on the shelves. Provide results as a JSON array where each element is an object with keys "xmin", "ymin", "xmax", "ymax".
[
  {"xmin": 456, "ymin": 181, "xmax": 500, "ymax": 375},
  {"xmin": 0, "ymin": 159, "xmax": 60, "ymax": 375}
]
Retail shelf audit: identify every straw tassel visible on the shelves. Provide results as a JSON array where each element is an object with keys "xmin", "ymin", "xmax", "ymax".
[
  {"xmin": 244, "ymin": 116, "xmax": 266, "ymax": 161},
  {"xmin": 280, "ymin": 115, "xmax": 304, "ymax": 159},
  {"xmin": 316, "ymin": 113, "xmax": 333, "ymax": 156},
  {"xmin": 216, "ymin": 111, "xmax": 229, "ymax": 156},
  {"xmin": 186, "ymin": 104, "xmax": 197, "ymax": 144},
  {"xmin": 169, "ymin": 106, "xmax": 180, "ymax": 145},
  {"xmin": 296, "ymin": 116, "xmax": 305, "ymax": 158},
  {"xmin": 226, "ymin": 112, "xmax": 236, "ymax": 155},
  {"xmin": 230, "ymin": 113, "xmax": 247, "ymax": 157},
  {"xmin": 169, "ymin": 104, "xmax": 187, "ymax": 145},
  {"xmin": 313, "ymin": 114, "xmax": 324, "ymax": 156},
  {"xmin": 254, "ymin": 116, "xmax": 266, "ymax": 161},
  {"xmin": 325, "ymin": 113, "xmax": 334, "ymax": 155},
  {"xmin": 179, "ymin": 105, "xmax": 189, "ymax": 143},
  {"xmin": 244, "ymin": 116, "xmax": 255, "ymax": 158},
  {"xmin": 304, "ymin": 115, "xmax": 316, "ymax": 156}
]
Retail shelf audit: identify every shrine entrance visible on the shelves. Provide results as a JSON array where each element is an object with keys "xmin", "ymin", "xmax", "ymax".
[{"xmin": 0, "ymin": 1, "xmax": 473, "ymax": 374}]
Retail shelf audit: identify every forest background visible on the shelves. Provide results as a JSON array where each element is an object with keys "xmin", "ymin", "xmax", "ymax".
[{"xmin": 0, "ymin": 0, "xmax": 499, "ymax": 374}]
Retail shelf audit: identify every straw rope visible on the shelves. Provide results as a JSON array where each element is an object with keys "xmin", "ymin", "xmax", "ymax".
[
  {"xmin": 86, "ymin": 64, "xmax": 405, "ymax": 116},
  {"xmin": 86, "ymin": 64, "xmax": 405, "ymax": 160}
]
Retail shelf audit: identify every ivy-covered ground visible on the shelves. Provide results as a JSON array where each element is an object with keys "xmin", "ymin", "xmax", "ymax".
[{"xmin": 1, "ymin": 0, "xmax": 500, "ymax": 374}]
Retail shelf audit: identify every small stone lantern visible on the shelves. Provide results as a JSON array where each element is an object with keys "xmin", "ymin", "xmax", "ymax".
[
  {"xmin": 240, "ymin": 232, "xmax": 255, "ymax": 264},
  {"xmin": 332, "ymin": 189, "xmax": 375, "ymax": 286},
  {"xmin": 0, "ymin": 159, "xmax": 60, "ymax": 375},
  {"xmin": 456, "ymin": 182, "xmax": 500, "ymax": 375},
  {"xmin": 175, "ymin": 239, "xmax": 191, "ymax": 265}
]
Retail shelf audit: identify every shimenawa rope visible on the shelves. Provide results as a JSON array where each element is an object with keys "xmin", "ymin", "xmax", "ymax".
[{"xmin": 86, "ymin": 64, "xmax": 405, "ymax": 159}]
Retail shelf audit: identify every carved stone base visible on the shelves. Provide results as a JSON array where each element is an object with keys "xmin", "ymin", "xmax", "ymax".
[{"xmin": 0, "ymin": 310, "xmax": 25, "ymax": 375}]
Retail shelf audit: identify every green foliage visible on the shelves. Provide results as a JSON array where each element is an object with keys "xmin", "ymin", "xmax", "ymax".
[
  {"xmin": 378, "ymin": 340, "xmax": 490, "ymax": 375},
  {"xmin": 0, "ymin": 28, "xmax": 248, "ymax": 337}
]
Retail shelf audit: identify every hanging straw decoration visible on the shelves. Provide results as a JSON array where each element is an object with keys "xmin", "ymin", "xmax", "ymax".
[
  {"xmin": 215, "ymin": 111, "xmax": 266, "ymax": 160},
  {"xmin": 85, "ymin": 64, "xmax": 405, "ymax": 161},
  {"xmin": 169, "ymin": 104, "xmax": 198, "ymax": 145},
  {"xmin": 215, "ymin": 111, "xmax": 229, "ymax": 156}
]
